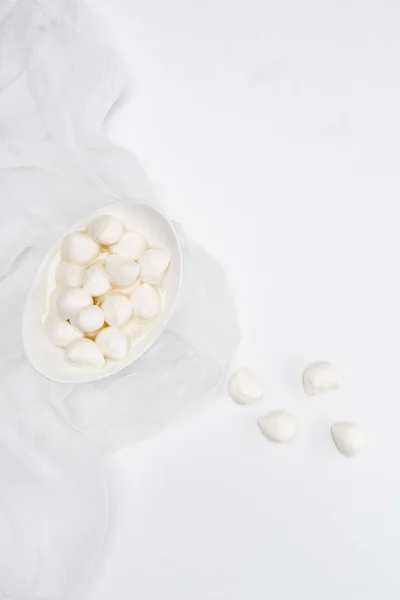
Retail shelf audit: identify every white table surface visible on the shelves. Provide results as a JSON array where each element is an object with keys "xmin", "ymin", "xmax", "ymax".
[{"xmin": 81, "ymin": 1, "xmax": 400, "ymax": 598}]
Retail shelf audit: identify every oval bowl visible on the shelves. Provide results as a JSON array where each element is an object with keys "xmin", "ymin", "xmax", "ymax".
[{"xmin": 23, "ymin": 200, "xmax": 183, "ymax": 383}]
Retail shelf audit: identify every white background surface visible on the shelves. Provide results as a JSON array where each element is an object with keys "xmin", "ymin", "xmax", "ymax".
[{"xmin": 81, "ymin": 1, "xmax": 400, "ymax": 598}]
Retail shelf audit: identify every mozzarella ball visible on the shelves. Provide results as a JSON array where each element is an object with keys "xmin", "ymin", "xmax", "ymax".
[
  {"xmin": 46, "ymin": 318, "xmax": 83, "ymax": 348},
  {"xmin": 110, "ymin": 230, "xmax": 147, "ymax": 259},
  {"xmin": 70, "ymin": 305, "xmax": 104, "ymax": 332},
  {"xmin": 130, "ymin": 283, "xmax": 161, "ymax": 320},
  {"xmin": 90, "ymin": 215, "xmax": 124, "ymax": 245},
  {"xmin": 96, "ymin": 327, "xmax": 129, "ymax": 361},
  {"xmin": 258, "ymin": 411, "xmax": 298, "ymax": 443},
  {"xmin": 331, "ymin": 422, "xmax": 366, "ymax": 457},
  {"xmin": 83, "ymin": 264, "xmax": 110, "ymax": 297},
  {"xmin": 57, "ymin": 288, "xmax": 93, "ymax": 320},
  {"xmin": 65, "ymin": 338, "xmax": 105, "ymax": 369},
  {"xmin": 303, "ymin": 361, "xmax": 341, "ymax": 396},
  {"xmin": 105, "ymin": 255, "xmax": 140, "ymax": 286},
  {"xmin": 102, "ymin": 294, "xmax": 132, "ymax": 327},
  {"xmin": 228, "ymin": 367, "xmax": 263, "ymax": 405},
  {"xmin": 61, "ymin": 232, "xmax": 100, "ymax": 266},
  {"xmin": 55, "ymin": 261, "xmax": 84, "ymax": 288},
  {"xmin": 138, "ymin": 248, "xmax": 170, "ymax": 284}
]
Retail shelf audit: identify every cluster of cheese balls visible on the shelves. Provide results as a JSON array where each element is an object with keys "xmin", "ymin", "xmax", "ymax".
[
  {"xmin": 46, "ymin": 215, "xmax": 170, "ymax": 370},
  {"xmin": 229, "ymin": 362, "xmax": 366, "ymax": 458}
]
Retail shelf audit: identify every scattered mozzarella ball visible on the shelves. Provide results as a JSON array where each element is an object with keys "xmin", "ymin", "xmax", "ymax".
[
  {"xmin": 258, "ymin": 411, "xmax": 298, "ymax": 443},
  {"xmin": 61, "ymin": 232, "xmax": 99, "ymax": 266},
  {"xmin": 65, "ymin": 338, "xmax": 105, "ymax": 369},
  {"xmin": 130, "ymin": 283, "xmax": 161, "ymax": 320},
  {"xmin": 55, "ymin": 262, "xmax": 84, "ymax": 288},
  {"xmin": 96, "ymin": 327, "xmax": 129, "ymax": 361},
  {"xmin": 105, "ymin": 255, "xmax": 140, "ymax": 286},
  {"xmin": 57, "ymin": 288, "xmax": 93, "ymax": 320},
  {"xmin": 90, "ymin": 215, "xmax": 123, "ymax": 245},
  {"xmin": 70, "ymin": 305, "xmax": 104, "ymax": 332},
  {"xmin": 228, "ymin": 367, "xmax": 263, "ymax": 405},
  {"xmin": 110, "ymin": 230, "xmax": 147, "ymax": 259},
  {"xmin": 83, "ymin": 264, "xmax": 110, "ymax": 297},
  {"xmin": 139, "ymin": 248, "xmax": 170, "ymax": 284},
  {"xmin": 102, "ymin": 294, "xmax": 132, "ymax": 327},
  {"xmin": 303, "ymin": 361, "xmax": 341, "ymax": 395},
  {"xmin": 331, "ymin": 422, "xmax": 366, "ymax": 457},
  {"xmin": 46, "ymin": 318, "xmax": 83, "ymax": 348}
]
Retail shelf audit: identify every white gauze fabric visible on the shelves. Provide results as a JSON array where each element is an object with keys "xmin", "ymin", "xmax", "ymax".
[{"xmin": 0, "ymin": 0, "xmax": 239, "ymax": 598}]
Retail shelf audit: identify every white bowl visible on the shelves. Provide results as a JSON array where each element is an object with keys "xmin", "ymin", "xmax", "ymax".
[{"xmin": 23, "ymin": 200, "xmax": 183, "ymax": 383}]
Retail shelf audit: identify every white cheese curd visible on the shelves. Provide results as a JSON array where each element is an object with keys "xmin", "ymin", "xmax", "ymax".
[
  {"xmin": 96, "ymin": 327, "xmax": 129, "ymax": 361},
  {"xmin": 130, "ymin": 283, "xmax": 161, "ymax": 320},
  {"xmin": 90, "ymin": 215, "xmax": 124, "ymax": 245},
  {"xmin": 258, "ymin": 411, "xmax": 298, "ymax": 443},
  {"xmin": 57, "ymin": 288, "xmax": 93, "ymax": 320},
  {"xmin": 65, "ymin": 338, "xmax": 105, "ymax": 369},
  {"xmin": 82, "ymin": 264, "xmax": 110, "ymax": 297},
  {"xmin": 105, "ymin": 255, "xmax": 140, "ymax": 286},
  {"xmin": 46, "ymin": 318, "xmax": 83, "ymax": 348},
  {"xmin": 55, "ymin": 261, "xmax": 84, "ymax": 288},
  {"xmin": 61, "ymin": 232, "xmax": 100, "ymax": 266},
  {"xmin": 138, "ymin": 248, "xmax": 170, "ymax": 284},
  {"xmin": 102, "ymin": 294, "xmax": 132, "ymax": 327},
  {"xmin": 70, "ymin": 305, "xmax": 104, "ymax": 332},
  {"xmin": 331, "ymin": 422, "xmax": 366, "ymax": 457},
  {"xmin": 228, "ymin": 367, "xmax": 263, "ymax": 405},
  {"xmin": 110, "ymin": 230, "xmax": 147, "ymax": 259},
  {"xmin": 303, "ymin": 361, "xmax": 341, "ymax": 395}
]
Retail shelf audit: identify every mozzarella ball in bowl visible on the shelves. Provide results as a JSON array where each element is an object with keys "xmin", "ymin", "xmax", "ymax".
[
  {"xmin": 65, "ymin": 338, "xmax": 105, "ymax": 369},
  {"xmin": 57, "ymin": 288, "xmax": 93, "ymax": 320},
  {"xmin": 102, "ymin": 294, "xmax": 132, "ymax": 327},
  {"xmin": 83, "ymin": 264, "xmax": 111, "ymax": 297},
  {"xmin": 90, "ymin": 215, "xmax": 124, "ymax": 245},
  {"xmin": 55, "ymin": 262, "xmax": 84, "ymax": 288},
  {"xmin": 105, "ymin": 255, "xmax": 140, "ymax": 286},
  {"xmin": 110, "ymin": 230, "xmax": 147, "ymax": 259},
  {"xmin": 71, "ymin": 305, "xmax": 105, "ymax": 333},
  {"xmin": 46, "ymin": 318, "xmax": 83, "ymax": 348},
  {"xmin": 96, "ymin": 327, "xmax": 129, "ymax": 361},
  {"xmin": 138, "ymin": 248, "xmax": 170, "ymax": 284},
  {"xmin": 61, "ymin": 232, "xmax": 99, "ymax": 266},
  {"xmin": 131, "ymin": 283, "xmax": 161, "ymax": 320}
]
